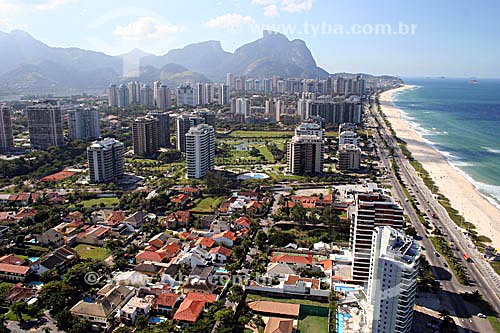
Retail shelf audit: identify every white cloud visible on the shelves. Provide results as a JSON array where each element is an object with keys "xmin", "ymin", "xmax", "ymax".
[
  {"xmin": 113, "ymin": 17, "xmax": 183, "ymax": 40},
  {"xmin": 204, "ymin": 13, "xmax": 255, "ymax": 28},
  {"xmin": 251, "ymin": 0, "xmax": 313, "ymax": 16},
  {"xmin": 281, "ymin": 0, "xmax": 313, "ymax": 13},
  {"xmin": 263, "ymin": 4, "xmax": 280, "ymax": 17}
]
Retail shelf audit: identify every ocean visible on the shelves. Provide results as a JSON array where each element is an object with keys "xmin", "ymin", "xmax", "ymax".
[{"xmin": 393, "ymin": 78, "xmax": 500, "ymax": 209}]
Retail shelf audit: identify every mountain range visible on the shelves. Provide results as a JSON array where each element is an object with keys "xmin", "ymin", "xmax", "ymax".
[{"xmin": 0, "ymin": 29, "xmax": 394, "ymax": 97}]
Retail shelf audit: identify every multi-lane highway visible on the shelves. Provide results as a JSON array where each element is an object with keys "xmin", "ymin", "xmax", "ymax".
[{"xmin": 368, "ymin": 98, "xmax": 499, "ymax": 333}]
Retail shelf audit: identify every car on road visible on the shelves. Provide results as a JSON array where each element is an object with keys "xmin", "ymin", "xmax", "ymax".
[{"xmin": 478, "ymin": 313, "xmax": 487, "ymax": 319}]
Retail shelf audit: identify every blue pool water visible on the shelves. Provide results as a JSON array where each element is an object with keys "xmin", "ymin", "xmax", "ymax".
[
  {"xmin": 149, "ymin": 317, "xmax": 166, "ymax": 323},
  {"xmin": 337, "ymin": 313, "xmax": 351, "ymax": 333},
  {"xmin": 237, "ymin": 172, "xmax": 269, "ymax": 180},
  {"xmin": 28, "ymin": 257, "xmax": 39, "ymax": 262},
  {"xmin": 335, "ymin": 286, "xmax": 355, "ymax": 292}
]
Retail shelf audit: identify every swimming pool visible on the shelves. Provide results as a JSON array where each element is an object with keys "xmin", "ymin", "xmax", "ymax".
[
  {"xmin": 28, "ymin": 257, "xmax": 39, "ymax": 263},
  {"xmin": 335, "ymin": 286, "xmax": 356, "ymax": 292},
  {"xmin": 149, "ymin": 317, "xmax": 166, "ymax": 323},
  {"xmin": 237, "ymin": 172, "xmax": 270, "ymax": 180},
  {"xmin": 337, "ymin": 313, "xmax": 351, "ymax": 333}
]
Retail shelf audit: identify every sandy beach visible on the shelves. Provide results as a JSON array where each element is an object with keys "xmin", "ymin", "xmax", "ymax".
[{"xmin": 380, "ymin": 85, "xmax": 500, "ymax": 248}]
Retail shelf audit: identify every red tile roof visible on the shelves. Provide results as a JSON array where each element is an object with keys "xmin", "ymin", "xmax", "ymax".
[
  {"xmin": 284, "ymin": 275, "xmax": 320, "ymax": 289},
  {"xmin": 106, "ymin": 211, "xmax": 126, "ymax": 226},
  {"xmin": 320, "ymin": 259, "xmax": 333, "ymax": 271},
  {"xmin": 270, "ymin": 254, "xmax": 313, "ymax": 265},
  {"xmin": 209, "ymin": 246, "xmax": 232, "ymax": 257},
  {"xmin": 0, "ymin": 263, "xmax": 30, "ymax": 275},
  {"xmin": 183, "ymin": 188, "xmax": 200, "ymax": 193},
  {"xmin": 212, "ymin": 231, "xmax": 236, "ymax": 241},
  {"xmin": 135, "ymin": 251, "xmax": 168, "ymax": 263},
  {"xmin": 195, "ymin": 237, "xmax": 215, "ymax": 248},
  {"xmin": 157, "ymin": 243, "xmax": 180, "ymax": 257},
  {"xmin": 235, "ymin": 216, "xmax": 251, "ymax": 228},
  {"xmin": 173, "ymin": 293, "xmax": 216, "ymax": 322},
  {"xmin": 0, "ymin": 254, "xmax": 25, "ymax": 266},
  {"xmin": 171, "ymin": 194, "xmax": 190, "ymax": 204},
  {"xmin": 154, "ymin": 293, "xmax": 179, "ymax": 308}
]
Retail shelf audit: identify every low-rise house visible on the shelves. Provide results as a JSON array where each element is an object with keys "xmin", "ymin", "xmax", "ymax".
[
  {"xmin": 183, "ymin": 278, "xmax": 216, "ymax": 295},
  {"xmin": 0, "ymin": 264, "xmax": 30, "ymax": 282},
  {"xmin": 161, "ymin": 264, "xmax": 180, "ymax": 286},
  {"xmin": 183, "ymin": 188, "xmax": 201, "ymax": 197},
  {"xmin": 266, "ymin": 263, "xmax": 296, "ymax": 279},
  {"xmin": 264, "ymin": 317, "xmax": 295, "ymax": 333},
  {"xmin": 148, "ymin": 232, "xmax": 169, "ymax": 249},
  {"xmin": 113, "ymin": 271, "xmax": 149, "ymax": 287},
  {"xmin": 174, "ymin": 247, "xmax": 210, "ymax": 268},
  {"xmin": 210, "ymin": 219, "xmax": 230, "ymax": 234},
  {"xmin": 125, "ymin": 212, "xmax": 148, "ymax": 228},
  {"xmin": 31, "ymin": 246, "xmax": 78, "ymax": 275},
  {"xmin": 270, "ymin": 254, "xmax": 313, "ymax": 269},
  {"xmin": 209, "ymin": 246, "xmax": 232, "ymax": 263},
  {"xmin": 156, "ymin": 242, "xmax": 180, "ymax": 259},
  {"xmin": 171, "ymin": 194, "xmax": 191, "ymax": 207},
  {"xmin": 15, "ymin": 208, "xmax": 37, "ymax": 220},
  {"xmin": 4, "ymin": 283, "xmax": 36, "ymax": 303},
  {"xmin": 76, "ymin": 226, "xmax": 111, "ymax": 246},
  {"xmin": 248, "ymin": 301, "xmax": 299, "ymax": 319},
  {"xmin": 195, "ymin": 237, "xmax": 215, "ymax": 250},
  {"xmin": 0, "ymin": 254, "xmax": 25, "ymax": 266},
  {"xmin": 70, "ymin": 284, "xmax": 134, "ymax": 331},
  {"xmin": 235, "ymin": 216, "xmax": 252, "ymax": 229},
  {"xmin": 135, "ymin": 263, "xmax": 162, "ymax": 276},
  {"xmin": 135, "ymin": 251, "xmax": 168, "ymax": 264},
  {"xmin": 211, "ymin": 231, "xmax": 236, "ymax": 248},
  {"xmin": 154, "ymin": 292, "xmax": 181, "ymax": 314},
  {"xmin": 173, "ymin": 293, "xmax": 217, "ymax": 323},
  {"xmin": 120, "ymin": 295, "xmax": 155, "ymax": 325},
  {"xmin": 164, "ymin": 211, "xmax": 192, "ymax": 230},
  {"xmin": 105, "ymin": 211, "xmax": 127, "ymax": 227},
  {"xmin": 189, "ymin": 266, "xmax": 214, "ymax": 281},
  {"xmin": 38, "ymin": 221, "xmax": 82, "ymax": 246},
  {"xmin": 199, "ymin": 215, "xmax": 215, "ymax": 229},
  {"xmin": 283, "ymin": 275, "xmax": 328, "ymax": 297}
]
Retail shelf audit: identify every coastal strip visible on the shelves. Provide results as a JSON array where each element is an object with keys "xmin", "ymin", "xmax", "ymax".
[{"xmin": 379, "ymin": 85, "xmax": 500, "ymax": 248}]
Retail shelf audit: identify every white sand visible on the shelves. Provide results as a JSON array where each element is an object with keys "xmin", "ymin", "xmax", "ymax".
[{"xmin": 380, "ymin": 85, "xmax": 500, "ymax": 248}]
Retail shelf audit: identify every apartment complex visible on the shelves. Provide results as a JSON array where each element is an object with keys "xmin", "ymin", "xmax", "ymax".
[
  {"xmin": 338, "ymin": 144, "xmax": 361, "ymax": 171},
  {"xmin": 176, "ymin": 115, "xmax": 204, "ymax": 152},
  {"xmin": 147, "ymin": 111, "xmax": 170, "ymax": 147},
  {"xmin": 0, "ymin": 106, "xmax": 14, "ymax": 152},
  {"xmin": 185, "ymin": 124, "xmax": 215, "ymax": 179},
  {"xmin": 87, "ymin": 138, "xmax": 125, "ymax": 183},
  {"xmin": 287, "ymin": 134, "xmax": 324, "ymax": 175},
  {"xmin": 27, "ymin": 104, "xmax": 64, "ymax": 148},
  {"xmin": 67, "ymin": 108, "xmax": 100, "ymax": 141},
  {"xmin": 132, "ymin": 117, "xmax": 159, "ymax": 156},
  {"xmin": 349, "ymin": 193, "xmax": 404, "ymax": 284},
  {"xmin": 368, "ymin": 226, "xmax": 420, "ymax": 333}
]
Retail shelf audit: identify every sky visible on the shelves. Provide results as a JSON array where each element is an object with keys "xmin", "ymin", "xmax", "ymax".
[{"xmin": 1, "ymin": 0, "xmax": 500, "ymax": 77}]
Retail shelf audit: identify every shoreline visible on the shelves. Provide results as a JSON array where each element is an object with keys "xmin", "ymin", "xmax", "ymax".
[{"xmin": 379, "ymin": 85, "xmax": 500, "ymax": 248}]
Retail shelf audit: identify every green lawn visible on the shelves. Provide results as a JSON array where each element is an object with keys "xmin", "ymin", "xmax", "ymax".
[
  {"xmin": 250, "ymin": 144, "xmax": 275, "ymax": 163},
  {"xmin": 229, "ymin": 130, "xmax": 294, "ymax": 138},
  {"xmin": 2, "ymin": 309, "xmax": 33, "ymax": 321},
  {"xmin": 325, "ymin": 131, "xmax": 339, "ymax": 137},
  {"xmin": 191, "ymin": 197, "xmax": 224, "ymax": 212},
  {"xmin": 247, "ymin": 294, "xmax": 328, "ymax": 308},
  {"xmin": 78, "ymin": 197, "xmax": 120, "ymax": 208},
  {"xmin": 297, "ymin": 305, "xmax": 329, "ymax": 333},
  {"xmin": 74, "ymin": 244, "xmax": 112, "ymax": 261}
]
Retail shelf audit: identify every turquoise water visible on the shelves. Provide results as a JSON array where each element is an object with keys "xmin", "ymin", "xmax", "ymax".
[
  {"xmin": 337, "ymin": 313, "xmax": 351, "ymax": 333},
  {"xmin": 335, "ymin": 286, "xmax": 355, "ymax": 292},
  {"xmin": 394, "ymin": 78, "xmax": 500, "ymax": 208}
]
